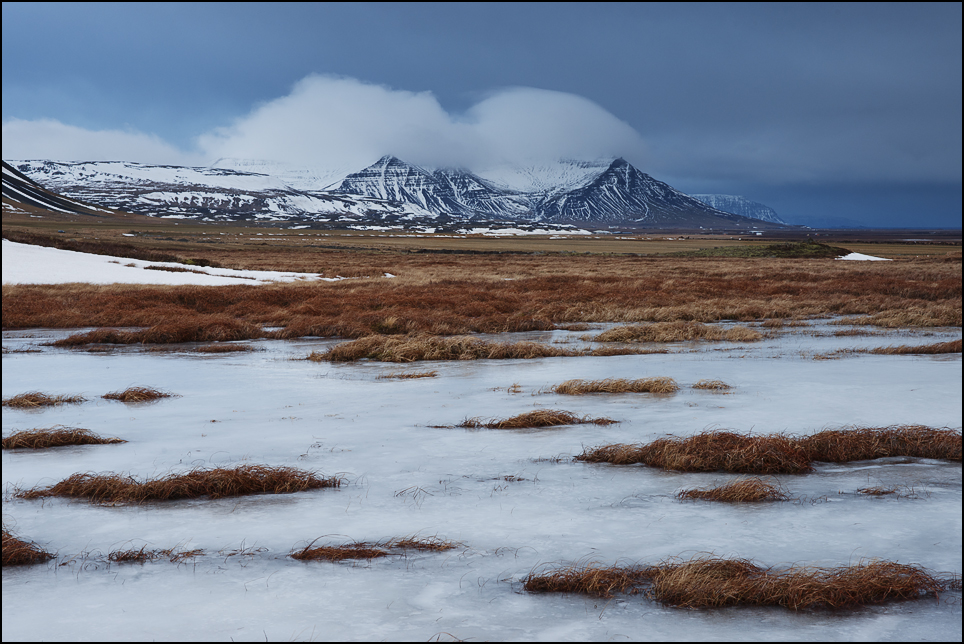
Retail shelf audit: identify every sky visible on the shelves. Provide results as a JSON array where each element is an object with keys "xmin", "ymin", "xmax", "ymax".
[{"xmin": 2, "ymin": 3, "xmax": 961, "ymax": 227}]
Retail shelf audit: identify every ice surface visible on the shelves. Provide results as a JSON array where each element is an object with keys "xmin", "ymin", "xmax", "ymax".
[{"xmin": 2, "ymin": 323, "xmax": 960, "ymax": 641}]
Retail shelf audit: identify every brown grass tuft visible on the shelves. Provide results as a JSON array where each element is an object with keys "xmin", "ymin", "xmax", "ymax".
[
  {"xmin": 577, "ymin": 431, "xmax": 813, "ymax": 474},
  {"xmin": 311, "ymin": 335, "xmax": 575, "ymax": 362},
  {"xmin": 108, "ymin": 546, "xmax": 164, "ymax": 563},
  {"xmin": 194, "ymin": 343, "xmax": 254, "ymax": 353},
  {"xmin": 550, "ymin": 377, "xmax": 679, "ymax": 395},
  {"xmin": 676, "ymin": 477, "xmax": 790, "ymax": 502},
  {"xmin": 523, "ymin": 561, "xmax": 655, "ymax": 597},
  {"xmin": 868, "ymin": 339, "xmax": 962, "ymax": 355},
  {"xmin": 16, "ymin": 464, "xmax": 342, "ymax": 504},
  {"xmin": 2, "ymin": 528, "xmax": 55, "ymax": 566},
  {"xmin": 291, "ymin": 535, "xmax": 461, "ymax": 562},
  {"xmin": 692, "ymin": 379, "xmax": 732, "ymax": 391},
  {"xmin": 856, "ymin": 486, "xmax": 900, "ymax": 496},
  {"xmin": 102, "ymin": 386, "xmax": 175, "ymax": 403},
  {"xmin": 592, "ymin": 322, "xmax": 763, "ymax": 343},
  {"xmin": 1, "ymin": 391, "xmax": 86, "ymax": 409},
  {"xmin": 456, "ymin": 409, "xmax": 618, "ymax": 429},
  {"xmin": 647, "ymin": 557, "xmax": 946, "ymax": 609},
  {"xmin": 524, "ymin": 556, "xmax": 952, "ymax": 609},
  {"xmin": 2, "ymin": 426, "xmax": 126, "ymax": 449},
  {"xmin": 799, "ymin": 426, "xmax": 962, "ymax": 462},
  {"xmin": 376, "ymin": 370, "xmax": 439, "ymax": 379}
]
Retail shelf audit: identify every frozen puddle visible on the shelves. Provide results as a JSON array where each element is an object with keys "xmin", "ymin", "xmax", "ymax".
[{"xmin": 2, "ymin": 322, "xmax": 961, "ymax": 641}]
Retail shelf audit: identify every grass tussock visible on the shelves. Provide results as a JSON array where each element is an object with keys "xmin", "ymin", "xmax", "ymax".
[
  {"xmin": 578, "ymin": 426, "xmax": 961, "ymax": 473},
  {"xmin": 101, "ymin": 386, "xmax": 174, "ymax": 403},
  {"xmin": 799, "ymin": 426, "xmax": 962, "ymax": 462},
  {"xmin": 376, "ymin": 370, "xmax": 439, "ymax": 379},
  {"xmin": 50, "ymin": 317, "xmax": 264, "ymax": 347},
  {"xmin": 577, "ymin": 431, "xmax": 813, "ymax": 474},
  {"xmin": 2, "ymin": 528, "xmax": 54, "ymax": 566},
  {"xmin": 591, "ymin": 321, "xmax": 763, "ymax": 343},
  {"xmin": 692, "ymin": 379, "xmax": 733, "ymax": 390},
  {"xmin": 291, "ymin": 535, "xmax": 461, "ymax": 562},
  {"xmin": 2, "ymin": 426, "xmax": 125, "ymax": 449},
  {"xmin": 311, "ymin": 335, "xmax": 575, "ymax": 363},
  {"xmin": 550, "ymin": 377, "xmax": 679, "ymax": 395},
  {"xmin": 1, "ymin": 391, "xmax": 86, "ymax": 409},
  {"xmin": 647, "ymin": 557, "xmax": 946, "ymax": 609},
  {"xmin": 194, "ymin": 343, "xmax": 254, "ymax": 353},
  {"xmin": 676, "ymin": 477, "xmax": 790, "ymax": 502},
  {"xmin": 868, "ymin": 339, "xmax": 962, "ymax": 355},
  {"xmin": 523, "ymin": 561, "xmax": 654, "ymax": 597},
  {"xmin": 16, "ymin": 464, "xmax": 342, "ymax": 504},
  {"xmin": 456, "ymin": 409, "xmax": 618, "ymax": 429},
  {"xmin": 524, "ymin": 556, "xmax": 953, "ymax": 609},
  {"xmin": 856, "ymin": 486, "xmax": 900, "ymax": 496}
]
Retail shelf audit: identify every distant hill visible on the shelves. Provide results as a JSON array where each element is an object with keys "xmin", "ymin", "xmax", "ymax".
[{"xmin": 689, "ymin": 194, "xmax": 785, "ymax": 224}]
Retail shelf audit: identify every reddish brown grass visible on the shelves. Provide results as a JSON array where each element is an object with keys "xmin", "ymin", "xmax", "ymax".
[
  {"xmin": 16, "ymin": 464, "xmax": 343, "ymax": 503},
  {"xmin": 692, "ymin": 379, "xmax": 732, "ymax": 390},
  {"xmin": 376, "ymin": 370, "xmax": 439, "ymax": 379},
  {"xmin": 312, "ymin": 335, "xmax": 575, "ymax": 362},
  {"xmin": 2, "ymin": 528, "xmax": 54, "ymax": 566},
  {"xmin": 456, "ymin": 410, "xmax": 618, "ymax": 429},
  {"xmin": 577, "ymin": 431, "xmax": 813, "ymax": 474},
  {"xmin": 102, "ymin": 386, "xmax": 174, "ymax": 403},
  {"xmin": 868, "ymin": 339, "xmax": 962, "ymax": 355},
  {"xmin": 799, "ymin": 426, "xmax": 961, "ymax": 462},
  {"xmin": 676, "ymin": 477, "xmax": 790, "ymax": 502},
  {"xmin": 108, "ymin": 546, "xmax": 165, "ymax": 563},
  {"xmin": 1, "ymin": 391, "xmax": 86, "ymax": 408},
  {"xmin": 50, "ymin": 317, "xmax": 264, "ymax": 347},
  {"xmin": 578, "ymin": 426, "xmax": 961, "ymax": 473},
  {"xmin": 524, "ymin": 556, "xmax": 953, "ymax": 609},
  {"xmin": 194, "ymin": 343, "xmax": 254, "ymax": 353},
  {"xmin": 2, "ymin": 426, "xmax": 126, "ymax": 449},
  {"xmin": 291, "ymin": 535, "xmax": 461, "ymax": 561},
  {"xmin": 592, "ymin": 321, "xmax": 763, "ymax": 343},
  {"xmin": 550, "ymin": 377, "xmax": 679, "ymax": 395}
]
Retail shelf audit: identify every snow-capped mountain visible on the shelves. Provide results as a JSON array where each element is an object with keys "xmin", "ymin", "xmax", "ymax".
[
  {"xmin": 2, "ymin": 161, "xmax": 115, "ymax": 216},
  {"xmin": 9, "ymin": 157, "xmax": 790, "ymax": 230},
  {"xmin": 9, "ymin": 160, "xmax": 439, "ymax": 225},
  {"xmin": 689, "ymin": 194, "xmax": 785, "ymax": 224}
]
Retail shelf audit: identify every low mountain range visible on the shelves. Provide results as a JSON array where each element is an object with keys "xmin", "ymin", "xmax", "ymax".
[{"xmin": 9, "ymin": 156, "xmax": 792, "ymax": 231}]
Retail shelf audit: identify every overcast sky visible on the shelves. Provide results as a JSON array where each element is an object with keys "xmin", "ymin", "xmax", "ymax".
[{"xmin": 2, "ymin": 2, "xmax": 960, "ymax": 227}]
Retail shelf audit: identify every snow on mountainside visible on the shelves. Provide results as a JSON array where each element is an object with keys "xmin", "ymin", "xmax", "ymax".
[
  {"xmin": 689, "ymin": 194, "xmax": 786, "ymax": 224},
  {"xmin": 10, "ymin": 157, "xmax": 791, "ymax": 230}
]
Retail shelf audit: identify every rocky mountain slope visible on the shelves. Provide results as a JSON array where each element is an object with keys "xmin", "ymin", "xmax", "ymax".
[{"xmin": 689, "ymin": 194, "xmax": 785, "ymax": 224}]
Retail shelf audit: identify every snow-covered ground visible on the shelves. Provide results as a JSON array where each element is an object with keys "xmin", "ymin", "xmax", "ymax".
[
  {"xmin": 2, "ymin": 321, "xmax": 961, "ymax": 641},
  {"xmin": 836, "ymin": 252, "xmax": 892, "ymax": 261},
  {"xmin": 2, "ymin": 240, "xmax": 331, "ymax": 285}
]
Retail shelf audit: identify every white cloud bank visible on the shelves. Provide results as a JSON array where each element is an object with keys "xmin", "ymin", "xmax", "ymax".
[{"xmin": 3, "ymin": 75, "xmax": 644, "ymax": 172}]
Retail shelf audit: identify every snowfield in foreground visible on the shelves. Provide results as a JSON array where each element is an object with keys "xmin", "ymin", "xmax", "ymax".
[
  {"xmin": 2, "ymin": 321, "xmax": 960, "ymax": 641},
  {"xmin": 1, "ymin": 240, "xmax": 329, "ymax": 285}
]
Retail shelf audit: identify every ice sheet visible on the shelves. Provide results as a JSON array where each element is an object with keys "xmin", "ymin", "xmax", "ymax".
[{"xmin": 2, "ymin": 324, "xmax": 961, "ymax": 641}]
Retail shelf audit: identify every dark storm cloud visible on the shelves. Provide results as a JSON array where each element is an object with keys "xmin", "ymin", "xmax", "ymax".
[{"xmin": 2, "ymin": 3, "xmax": 960, "ymax": 225}]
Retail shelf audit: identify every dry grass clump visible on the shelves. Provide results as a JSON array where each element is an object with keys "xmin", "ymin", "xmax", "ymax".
[
  {"xmin": 2, "ymin": 426, "xmax": 126, "ymax": 449},
  {"xmin": 291, "ymin": 535, "xmax": 461, "ymax": 562},
  {"xmin": 50, "ymin": 317, "xmax": 263, "ymax": 347},
  {"xmin": 856, "ymin": 486, "xmax": 900, "ymax": 496},
  {"xmin": 868, "ymin": 339, "xmax": 962, "ymax": 355},
  {"xmin": 799, "ymin": 426, "xmax": 962, "ymax": 462},
  {"xmin": 101, "ymin": 386, "xmax": 175, "ymax": 403},
  {"xmin": 194, "ymin": 343, "xmax": 254, "ymax": 353},
  {"xmin": 676, "ymin": 477, "xmax": 790, "ymax": 502},
  {"xmin": 692, "ymin": 379, "xmax": 732, "ymax": 390},
  {"xmin": 376, "ymin": 370, "xmax": 439, "ymax": 379},
  {"xmin": 524, "ymin": 556, "xmax": 952, "ymax": 609},
  {"xmin": 16, "ymin": 464, "xmax": 342, "ymax": 503},
  {"xmin": 591, "ymin": 322, "xmax": 762, "ymax": 343},
  {"xmin": 550, "ymin": 377, "xmax": 679, "ymax": 395},
  {"xmin": 1, "ymin": 391, "xmax": 86, "ymax": 409},
  {"xmin": 108, "ymin": 546, "xmax": 165, "ymax": 563},
  {"xmin": 311, "ymin": 335, "xmax": 575, "ymax": 363},
  {"xmin": 647, "ymin": 557, "xmax": 946, "ymax": 609},
  {"xmin": 523, "ymin": 561, "xmax": 654, "ymax": 597},
  {"xmin": 577, "ymin": 431, "xmax": 813, "ymax": 474},
  {"xmin": 456, "ymin": 410, "xmax": 618, "ymax": 429},
  {"xmin": 2, "ymin": 528, "xmax": 54, "ymax": 566}
]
